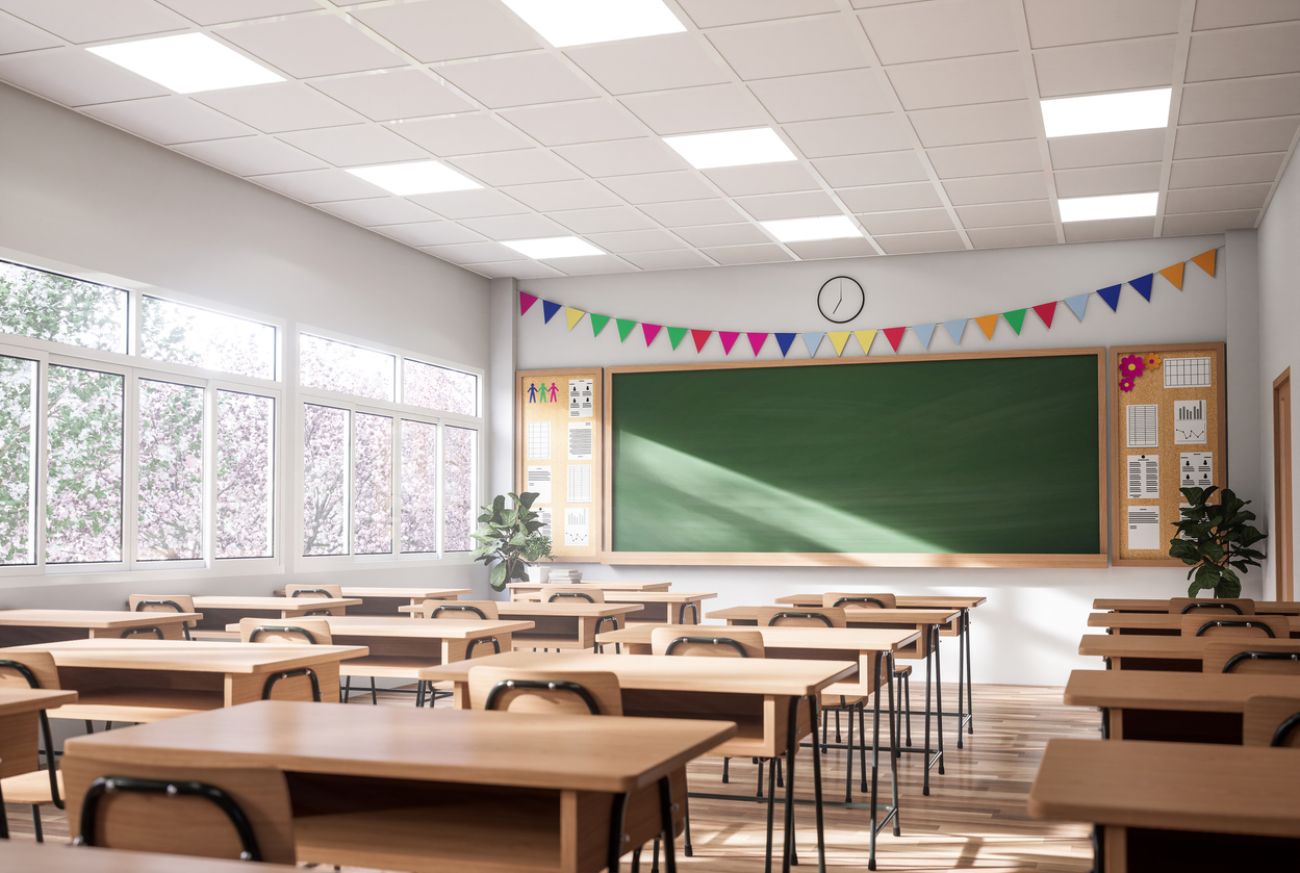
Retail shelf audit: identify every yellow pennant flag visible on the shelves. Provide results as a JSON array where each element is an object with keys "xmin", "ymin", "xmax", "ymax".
[
  {"xmin": 1159, "ymin": 262, "xmax": 1185, "ymax": 290},
  {"xmin": 854, "ymin": 329, "xmax": 877, "ymax": 355},
  {"xmin": 975, "ymin": 314, "xmax": 1000, "ymax": 340},
  {"xmin": 828, "ymin": 331, "xmax": 852, "ymax": 356},
  {"xmin": 1191, "ymin": 248, "xmax": 1217, "ymax": 278},
  {"xmin": 564, "ymin": 307, "xmax": 586, "ymax": 331}
]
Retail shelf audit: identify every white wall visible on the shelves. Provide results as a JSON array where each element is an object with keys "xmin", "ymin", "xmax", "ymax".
[
  {"xmin": 0, "ymin": 83, "xmax": 493, "ymax": 608},
  {"xmin": 507, "ymin": 233, "xmax": 1263, "ymax": 685}
]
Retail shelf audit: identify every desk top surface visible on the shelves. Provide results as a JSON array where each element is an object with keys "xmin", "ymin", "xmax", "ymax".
[
  {"xmin": 404, "ymin": 601, "xmax": 642, "ymax": 619},
  {"xmin": 775, "ymin": 594, "xmax": 987, "ymax": 609},
  {"xmin": 192, "ymin": 596, "xmax": 361, "ymax": 611},
  {"xmin": 507, "ymin": 580, "xmax": 672, "ymax": 591},
  {"xmin": 1063, "ymin": 668, "xmax": 1300, "ymax": 712},
  {"xmin": 225, "ymin": 617, "xmax": 535, "ymax": 640},
  {"xmin": 1078, "ymin": 634, "xmax": 1300, "ymax": 660},
  {"xmin": 3, "ymin": 638, "xmax": 368, "ymax": 673},
  {"xmin": 1087, "ymin": 612, "xmax": 1300, "ymax": 631},
  {"xmin": 338, "ymin": 587, "xmax": 470, "ymax": 598},
  {"xmin": 0, "ymin": 842, "xmax": 301, "ymax": 872},
  {"xmin": 0, "ymin": 686, "xmax": 78, "ymax": 714},
  {"xmin": 522, "ymin": 591, "xmax": 717, "ymax": 604},
  {"xmin": 595, "ymin": 623, "xmax": 918, "ymax": 652},
  {"xmin": 0, "ymin": 609, "xmax": 200, "ymax": 629},
  {"xmin": 1092, "ymin": 598, "xmax": 1300, "ymax": 615},
  {"xmin": 709, "ymin": 605, "xmax": 960, "ymax": 625}
]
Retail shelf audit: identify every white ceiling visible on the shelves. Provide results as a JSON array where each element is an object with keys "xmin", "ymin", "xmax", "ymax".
[{"xmin": 1, "ymin": 0, "xmax": 1297, "ymax": 279}]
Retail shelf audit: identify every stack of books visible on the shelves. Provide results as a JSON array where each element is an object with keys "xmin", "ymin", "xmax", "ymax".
[{"xmin": 545, "ymin": 568, "xmax": 583, "ymax": 584}]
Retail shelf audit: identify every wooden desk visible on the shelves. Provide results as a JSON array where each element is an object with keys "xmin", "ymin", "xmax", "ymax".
[
  {"xmin": 63, "ymin": 700, "xmax": 735, "ymax": 873},
  {"xmin": 507, "ymin": 580, "xmax": 673, "ymax": 599},
  {"xmin": 520, "ymin": 591, "xmax": 717, "ymax": 625},
  {"xmin": 1087, "ymin": 612, "xmax": 1300, "ymax": 636},
  {"xmin": 4, "ymin": 639, "xmax": 367, "ymax": 721},
  {"xmin": 270, "ymin": 587, "xmax": 469, "ymax": 615},
  {"xmin": 1064, "ymin": 668, "xmax": 1300, "ymax": 743},
  {"xmin": 1093, "ymin": 598, "xmax": 1300, "ymax": 615},
  {"xmin": 404, "ymin": 601, "xmax": 641, "ymax": 651},
  {"xmin": 191, "ymin": 596, "xmax": 360, "ymax": 631},
  {"xmin": 1029, "ymin": 738, "xmax": 1300, "ymax": 872},
  {"xmin": 0, "ymin": 687, "xmax": 78, "ymax": 837},
  {"xmin": 0, "ymin": 843, "xmax": 300, "ymax": 872},
  {"xmin": 0, "ymin": 609, "xmax": 200, "ymax": 645},
  {"xmin": 1079, "ymin": 634, "xmax": 1300, "ymax": 671}
]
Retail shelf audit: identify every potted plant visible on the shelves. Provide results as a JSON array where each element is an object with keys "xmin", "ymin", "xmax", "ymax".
[
  {"xmin": 471, "ymin": 492, "xmax": 553, "ymax": 591},
  {"xmin": 1168, "ymin": 485, "xmax": 1268, "ymax": 598}
]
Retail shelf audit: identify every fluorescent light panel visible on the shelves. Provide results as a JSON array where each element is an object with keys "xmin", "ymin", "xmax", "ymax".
[
  {"xmin": 1058, "ymin": 192, "xmax": 1159, "ymax": 222},
  {"xmin": 346, "ymin": 161, "xmax": 480, "ymax": 195},
  {"xmin": 1041, "ymin": 88, "xmax": 1172, "ymax": 138},
  {"xmin": 761, "ymin": 216, "xmax": 862, "ymax": 243},
  {"xmin": 500, "ymin": 0, "xmax": 684, "ymax": 47},
  {"xmin": 87, "ymin": 33, "xmax": 282, "ymax": 93},
  {"xmin": 503, "ymin": 236, "xmax": 604, "ymax": 259},
  {"xmin": 664, "ymin": 128, "xmax": 797, "ymax": 170}
]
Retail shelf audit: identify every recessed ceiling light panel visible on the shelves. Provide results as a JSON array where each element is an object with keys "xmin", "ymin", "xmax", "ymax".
[
  {"xmin": 503, "ymin": 236, "xmax": 604, "ymax": 259},
  {"xmin": 87, "ymin": 33, "xmax": 283, "ymax": 94},
  {"xmin": 1040, "ymin": 88, "xmax": 1172, "ymax": 138},
  {"xmin": 664, "ymin": 128, "xmax": 798, "ymax": 170},
  {"xmin": 500, "ymin": 0, "xmax": 684, "ymax": 47},
  {"xmin": 761, "ymin": 216, "xmax": 862, "ymax": 243},
  {"xmin": 346, "ymin": 161, "xmax": 481, "ymax": 196},
  {"xmin": 1058, "ymin": 192, "xmax": 1159, "ymax": 222}
]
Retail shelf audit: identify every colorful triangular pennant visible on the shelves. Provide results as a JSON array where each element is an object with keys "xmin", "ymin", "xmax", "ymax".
[
  {"xmin": 775, "ymin": 332, "xmax": 797, "ymax": 357},
  {"xmin": 1191, "ymin": 248, "xmax": 1217, "ymax": 277},
  {"xmin": 1064, "ymin": 293, "xmax": 1089, "ymax": 321},
  {"xmin": 616, "ymin": 318, "xmax": 637, "ymax": 341},
  {"xmin": 541, "ymin": 300, "xmax": 561, "ymax": 324},
  {"xmin": 746, "ymin": 332, "xmax": 768, "ymax": 355},
  {"xmin": 564, "ymin": 307, "xmax": 585, "ymax": 331},
  {"xmin": 1160, "ymin": 262, "xmax": 1185, "ymax": 290},
  {"xmin": 1097, "ymin": 284, "xmax": 1122, "ymax": 312},
  {"xmin": 802, "ymin": 332, "xmax": 825, "ymax": 357},
  {"xmin": 1130, "ymin": 273, "xmax": 1154, "ymax": 301},
  {"xmin": 883, "ymin": 326, "xmax": 906, "ymax": 352},
  {"xmin": 642, "ymin": 323, "xmax": 662, "ymax": 346},
  {"xmin": 590, "ymin": 313, "xmax": 610, "ymax": 337},
  {"xmin": 691, "ymin": 329, "xmax": 711, "ymax": 352},
  {"xmin": 1003, "ymin": 308, "xmax": 1027, "ymax": 335},
  {"xmin": 719, "ymin": 331, "xmax": 740, "ymax": 354},
  {"xmin": 975, "ymin": 314, "xmax": 999, "ymax": 340},
  {"xmin": 943, "ymin": 319, "xmax": 967, "ymax": 345},
  {"xmin": 519, "ymin": 292, "xmax": 538, "ymax": 316},
  {"xmin": 913, "ymin": 323, "xmax": 936, "ymax": 349},
  {"xmin": 667, "ymin": 326, "xmax": 688, "ymax": 350},
  {"xmin": 854, "ymin": 329, "xmax": 877, "ymax": 355},
  {"xmin": 1033, "ymin": 302, "xmax": 1057, "ymax": 329},
  {"xmin": 828, "ymin": 331, "xmax": 851, "ymax": 356}
]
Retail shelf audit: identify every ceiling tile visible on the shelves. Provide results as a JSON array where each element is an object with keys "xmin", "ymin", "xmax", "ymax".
[
  {"xmin": 459, "ymin": 213, "xmax": 569, "ymax": 239},
  {"xmin": 942, "ymin": 171, "xmax": 1049, "ymax": 204},
  {"xmin": 620, "ymin": 83, "xmax": 768, "ymax": 134},
  {"xmin": 640, "ymin": 198, "xmax": 747, "ymax": 226},
  {"xmin": 1161, "ymin": 209, "xmax": 1260, "ymax": 235},
  {"xmin": 81, "ymin": 95, "xmax": 254, "ymax": 145},
  {"xmin": 155, "ymin": 0, "xmax": 320, "ymax": 25},
  {"xmin": 783, "ymin": 113, "xmax": 914, "ymax": 158},
  {"xmin": 875, "ymin": 230, "xmax": 966, "ymax": 254},
  {"xmin": 195, "ymin": 82, "xmax": 363, "ymax": 133},
  {"xmin": 621, "ymin": 249, "xmax": 712, "ymax": 270},
  {"xmin": 499, "ymin": 100, "xmax": 644, "ymax": 146},
  {"xmin": 175, "ymin": 136, "xmax": 325, "ymax": 176},
  {"xmin": 1024, "ymin": 0, "xmax": 1181, "ymax": 48},
  {"xmin": 926, "ymin": 139, "xmax": 1043, "ymax": 178},
  {"xmin": 1047, "ymin": 128, "xmax": 1167, "ymax": 169},
  {"xmin": 585, "ymin": 229, "xmax": 687, "ymax": 253},
  {"xmin": 735, "ymin": 190, "xmax": 840, "ymax": 219},
  {"xmin": 250, "ymin": 168, "xmax": 385, "ymax": 203},
  {"xmin": 0, "ymin": 9, "xmax": 61, "ymax": 53},
  {"xmin": 706, "ymin": 16, "xmax": 871, "ymax": 79},
  {"xmin": 702, "ymin": 243, "xmax": 793, "ymax": 264},
  {"xmin": 786, "ymin": 237, "xmax": 877, "ymax": 259},
  {"xmin": 451, "ymin": 149, "xmax": 583, "ymax": 186},
  {"xmin": 673, "ymin": 223, "xmax": 770, "ymax": 246},
  {"xmin": 887, "ymin": 53, "xmax": 1026, "ymax": 110},
  {"xmin": 0, "ymin": 47, "xmax": 166, "ymax": 106},
  {"xmin": 548, "ymin": 254, "xmax": 638, "ymax": 275},
  {"xmin": 675, "ymin": 0, "xmax": 839, "ymax": 28},
  {"xmin": 553, "ymin": 138, "xmax": 688, "ymax": 177},
  {"xmin": 387, "ymin": 113, "xmax": 533, "ymax": 156},
  {"xmin": 548, "ymin": 206, "xmax": 657, "ymax": 233},
  {"xmin": 857, "ymin": 208, "xmax": 954, "ymax": 234},
  {"xmin": 218, "ymin": 15, "xmax": 404, "ymax": 78},
  {"xmin": 955, "ymin": 199, "xmax": 1052, "ymax": 227},
  {"xmin": 1172, "ymin": 116, "xmax": 1300, "ymax": 159},
  {"xmin": 839, "ymin": 181, "xmax": 944, "ymax": 211},
  {"xmin": 352, "ymin": 0, "xmax": 541, "ymax": 63},
  {"xmin": 1186, "ymin": 22, "xmax": 1300, "ymax": 82},
  {"xmin": 749, "ymin": 68, "xmax": 893, "ymax": 123},
  {"xmin": 278, "ymin": 124, "xmax": 428, "ymax": 166},
  {"xmin": 1169, "ymin": 153, "xmax": 1288, "ymax": 189},
  {"xmin": 1164, "ymin": 183, "xmax": 1272, "ymax": 213},
  {"xmin": 0, "ymin": 0, "xmax": 187, "ymax": 43},
  {"xmin": 407, "ymin": 188, "xmax": 529, "ymax": 218},
  {"xmin": 813, "ymin": 151, "xmax": 929, "ymax": 187},
  {"xmin": 309, "ymin": 70, "xmax": 472, "ymax": 123},
  {"xmin": 435, "ymin": 53, "xmax": 597, "ymax": 109},
  {"xmin": 464, "ymin": 260, "xmax": 564, "ymax": 279},
  {"xmin": 1034, "ymin": 37, "xmax": 1176, "ymax": 97},
  {"xmin": 601, "ymin": 171, "xmax": 716, "ymax": 204},
  {"xmin": 858, "ymin": 0, "xmax": 1019, "ymax": 65},
  {"xmin": 1062, "ymin": 216, "xmax": 1155, "ymax": 242},
  {"xmin": 500, "ymin": 179, "xmax": 623, "ymax": 211},
  {"xmin": 1179, "ymin": 74, "xmax": 1300, "ymax": 125},
  {"xmin": 909, "ymin": 100, "xmax": 1039, "ymax": 148},
  {"xmin": 966, "ymin": 223, "xmax": 1058, "ymax": 248},
  {"xmin": 379, "ymin": 220, "xmax": 484, "ymax": 246},
  {"xmin": 423, "ymin": 240, "xmax": 524, "ymax": 263},
  {"xmin": 314, "ymin": 197, "xmax": 437, "ymax": 227},
  {"xmin": 564, "ymin": 32, "xmax": 728, "ymax": 95},
  {"xmin": 705, "ymin": 162, "xmax": 820, "ymax": 196},
  {"xmin": 1053, "ymin": 162, "xmax": 1162, "ymax": 197},
  {"xmin": 1193, "ymin": 0, "xmax": 1300, "ymax": 30}
]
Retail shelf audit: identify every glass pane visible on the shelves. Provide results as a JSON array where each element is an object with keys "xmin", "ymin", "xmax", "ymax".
[
  {"xmin": 0, "ymin": 355, "xmax": 37, "ymax": 565},
  {"xmin": 353, "ymin": 412, "xmax": 393, "ymax": 555},
  {"xmin": 0, "ymin": 260, "xmax": 127, "ymax": 353},
  {"xmin": 137, "ymin": 380, "xmax": 204, "ymax": 561},
  {"xmin": 141, "ymin": 296, "xmax": 276, "ymax": 380},
  {"xmin": 299, "ymin": 333, "xmax": 394, "ymax": 402},
  {"xmin": 303, "ymin": 403, "xmax": 349, "ymax": 556},
  {"xmin": 216, "ymin": 391, "xmax": 275, "ymax": 559},
  {"xmin": 443, "ymin": 426, "xmax": 476, "ymax": 553},
  {"xmin": 400, "ymin": 419, "xmax": 438, "ymax": 554},
  {"xmin": 403, "ymin": 358, "xmax": 477, "ymax": 417},
  {"xmin": 46, "ymin": 365, "xmax": 124, "ymax": 564}
]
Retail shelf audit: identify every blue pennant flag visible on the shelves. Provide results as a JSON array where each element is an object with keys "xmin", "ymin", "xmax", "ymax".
[
  {"xmin": 802, "ymin": 332, "xmax": 825, "ymax": 357},
  {"xmin": 1064, "ymin": 293, "xmax": 1090, "ymax": 321},
  {"xmin": 912, "ymin": 323, "xmax": 937, "ymax": 349},
  {"xmin": 1130, "ymin": 273, "xmax": 1154, "ymax": 301},
  {"xmin": 774, "ymin": 332, "xmax": 797, "ymax": 357},
  {"xmin": 1097, "ymin": 284, "xmax": 1122, "ymax": 312},
  {"xmin": 942, "ymin": 319, "xmax": 967, "ymax": 345},
  {"xmin": 541, "ymin": 300, "xmax": 562, "ymax": 323}
]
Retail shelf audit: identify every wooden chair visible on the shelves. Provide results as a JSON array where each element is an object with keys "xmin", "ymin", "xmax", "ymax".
[
  {"xmin": 756, "ymin": 606, "xmax": 847, "ymax": 628},
  {"xmin": 285, "ymin": 583, "xmax": 343, "ymax": 599},
  {"xmin": 423, "ymin": 599, "xmax": 500, "ymax": 620},
  {"xmin": 64, "ymin": 755, "xmax": 295, "ymax": 863},
  {"xmin": 468, "ymin": 667, "xmax": 622, "ymax": 716},
  {"xmin": 1243, "ymin": 696, "xmax": 1300, "ymax": 748},
  {"xmin": 650, "ymin": 627, "xmax": 765, "ymax": 658},
  {"xmin": 126, "ymin": 594, "xmax": 197, "ymax": 641},
  {"xmin": 1202, "ymin": 641, "xmax": 1300, "ymax": 674},
  {"xmin": 0, "ymin": 651, "xmax": 67, "ymax": 842},
  {"xmin": 540, "ymin": 584, "xmax": 606, "ymax": 604},
  {"xmin": 1169, "ymin": 597, "xmax": 1255, "ymax": 615},
  {"xmin": 1180, "ymin": 613, "xmax": 1290, "ymax": 639},
  {"xmin": 821, "ymin": 592, "xmax": 897, "ymax": 609},
  {"xmin": 237, "ymin": 618, "xmax": 331, "ymax": 703}
]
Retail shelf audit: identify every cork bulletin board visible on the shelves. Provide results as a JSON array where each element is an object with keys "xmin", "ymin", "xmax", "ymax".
[
  {"xmin": 516, "ymin": 368, "xmax": 603, "ymax": 562},
  {"xmin": 1111, "ymin": 342, "xmax": 1227, "ymax": 566}
]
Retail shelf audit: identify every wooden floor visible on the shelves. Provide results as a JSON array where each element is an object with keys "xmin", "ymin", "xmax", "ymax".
[{"xmin": 7, "ymin": 684, "xmax": 1095, "ymax": 871}]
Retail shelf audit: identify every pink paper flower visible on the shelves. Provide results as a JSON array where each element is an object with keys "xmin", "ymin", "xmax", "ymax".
[
  {"xmin": 1119, "ymin": 354, "xmax": 1146, "ymax": 381},
  {"xmin": 1119, "ymin": 377, "xmax": 1136, "ymax": 393}
]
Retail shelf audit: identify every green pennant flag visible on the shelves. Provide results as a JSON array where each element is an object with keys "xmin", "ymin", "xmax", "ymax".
[
  {"xmin": 590, "ymin": 313, "xmax": 610, "ymax": 337},
  {"xmin": 1003, "ymin": 308, "xmax": 1028, "ymax": 335},
  {"xmin": 616, "ymin": 318, "xmax": 637, "ymax": 342},
  {"xmin": 666, "ymin": 326, "xmax": 688, "ymax": 350}
]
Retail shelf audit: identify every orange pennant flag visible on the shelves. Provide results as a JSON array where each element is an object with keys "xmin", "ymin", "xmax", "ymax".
[
  {"xmin": 975, "ymin": 314, "xmax": 1000, "ymax": 340},
  {"xmin": 1191, "ymin": 248, "xmax": 1217, "ymax": 278},
  {"xmin": 1159, "ymin": 262, "xmax": 1185, "ymax": 290}
]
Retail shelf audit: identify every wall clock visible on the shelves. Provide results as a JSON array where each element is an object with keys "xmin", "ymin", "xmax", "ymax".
[{"xmin": 817, "ymin": 276, "xmax": 865, "ymax": 324}]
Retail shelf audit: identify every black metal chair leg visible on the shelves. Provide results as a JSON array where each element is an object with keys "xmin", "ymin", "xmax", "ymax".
[
  {"xmin": 858, "ymin": 700, "xmax": 868, "ymax": 793},
  {"xmin": 834, "ymin": 708, "xmax": 841, "ymax": 743},
  {"xmin": 782, "ymin": 699, "xmax": 798, "ymax": 873},
  {"xmin": 656, "ymin": 776, "xmax": 677, "ymax": 873},
  {"xmin": 682, "ymin": 789, "xmax": 693, "ymax": 857},
  {"xmin": 32, "ymin": 806, "xmax": 43, "ymax": 843},
  {"xmin": 632, "ymin": 846, "xmax": 642, "ymax": 873},
  {"xmin": 650, "ymin": 837, "xmax": 659, "ymax": 873},
  {"xmin": 845, "ymin": 699, "xmax": 855, "ymax": 804},
  {"xmin": 934, "ymin": 627, "xmax": 945, "ymax": 776},
  {"xmin": 756, "ymin": 757, "xmax": 764, "ymax": 798},
  {"xmin": 0, "ymin": 780, "xmax": 8, "ymax": 839},
  {"xmin": 722, "ymin": 756, "xmax": 730, "ymax": 783},
  {"xmin": 764, "ymin": 756, "xmax": 777, "ymax": 873},
  {"xmin": 342, "ymin": 675, "xmax": 351, "ymax": 703},
  {"xmin": 607, "ymin": 793, "xmax": 628, "ymax": 873},
  {"xmin": 904, "ymin": 673, "xmax": 913, "ymax": 747},
  {"xmin": 807, "ymin": 694, "xmax": 826, "ymax": 872},
  {"xmin": 84, "ymin": 720, "xmax": 94, "ymax": 734},
  {"xmin": 369, "ymin": 677, "xmax": 378, "ymax": 705}
]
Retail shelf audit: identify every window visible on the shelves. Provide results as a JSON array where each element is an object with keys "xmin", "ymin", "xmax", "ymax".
[
  {"xmin": 443, "ymin": 425, "xmax": 476, "ymax": 552},
  {"xmin": 400, "ymin": 419, "xmax": 438, "ymax": 554},
  {"xmin": 302, "ymin": 403, "xmax": 349, "ymax": 557},
  {"xmin": 299, "ymin": 333, "xmax": 394, "ymax": 402},
  {"xmin": 136, "ymin": 379, "xmax": 205, "ymax": 561},
  {"xmin": 141, "ymin": 295, "xmax": 276, "ymax": 380},
  {"xmin": 0, "ymin": 260, "xmax": 129, "ymax": 354},
  {"xmin": 0, "ymin": 354, "xmax": 37, "ymax": 566},
  {"xmin": 215, "ymin": 390, "xmax": 275, "ymax": 559},
  {"xmin": 353, "ymin": 413, "xmax": 393, "ymax": 555},
  {"xmin": 404, "ymin": 358, "xmax": 477, "ymax": 417}
]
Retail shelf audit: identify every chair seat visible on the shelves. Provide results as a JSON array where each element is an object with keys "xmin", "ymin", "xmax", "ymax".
[
  {"xmin": 820, "ymin": 691, "xmax": 866, "ymax": 708},
  {"xmin": 511, "ymin": 637, "xmax": 592, "ymax": 651},
  {"xmin": 0, "ymin": 768, "xmax": 62, "ymax": 805},
  {"xmin": 893, "ymin": 664, "xmax": 913, "ymax": 677},
  {"xmin": 189, "ymin": 629, "xmax": 240, "ymax": 642},
  {"xmin": 341, "ymin": 656, "xmax": 433, "ymax": 680}
]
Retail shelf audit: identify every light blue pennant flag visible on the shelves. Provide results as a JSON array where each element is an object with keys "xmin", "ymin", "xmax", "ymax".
[
  {"xmin": 1064, "ymin": 293, "xmax": 1090, "ymax": 321},
  {"xmin": 802, "ymin": 332, "xmax": 825, "ymax": 357},
  {"xmin": 912, "ymin": 323, "xmax": 936, "ymax": 349},
  {"xmin": 942, "ymin": 318, "xmax": 967, "ymax": 345}
]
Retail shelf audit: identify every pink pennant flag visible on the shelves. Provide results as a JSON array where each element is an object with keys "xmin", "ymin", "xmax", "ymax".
[
  {"xmin": 519, "ymin": 292, "xmax": 538, "ymax": 316},
  {"xmin": 746, "ymin": 332, "xmax": 768, "ymax": 355},
  {"xmin": 642, "ymin": 323, "xmax": 662, "ymax": 346},
  {"xmin": 882, "ymin": 326, "xmax": 906, "ymax": 352},
  {"xmin": 719, "ymin": 331, "xmax": 740, "ymax": 354}
]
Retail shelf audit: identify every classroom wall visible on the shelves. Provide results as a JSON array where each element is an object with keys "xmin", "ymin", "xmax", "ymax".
[
  {"xmin": 504, "ymin": 232, "xmax": 1262, "ymax": 685},
  {"xmin": 0, "ymin": 83, "xmax": 494, "ymax": 608}
]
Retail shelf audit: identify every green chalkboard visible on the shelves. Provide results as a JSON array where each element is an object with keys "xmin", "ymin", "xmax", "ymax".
[{"xmin": 610, "ymin": 352, "xmax": 1103, "ymax": 557}]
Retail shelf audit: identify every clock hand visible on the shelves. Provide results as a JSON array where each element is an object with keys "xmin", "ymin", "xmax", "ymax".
[{"xmin": 834, "ymin": 288, "xmax": 843, "ymax": 313}]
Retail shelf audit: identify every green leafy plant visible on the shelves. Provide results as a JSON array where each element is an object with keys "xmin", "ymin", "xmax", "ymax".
[
  {"xmin": 471, "ymin": 492, "xmax": 552, "ymax": 591},
  {"xmin": 1169, "ymin": 485, "xmax": 1267, "ymax": 598}
]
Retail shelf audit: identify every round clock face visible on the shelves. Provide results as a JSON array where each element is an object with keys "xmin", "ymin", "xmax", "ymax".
[{"xmin": 817, "ymin": 276, "xmax": 865, "ymax": 324}]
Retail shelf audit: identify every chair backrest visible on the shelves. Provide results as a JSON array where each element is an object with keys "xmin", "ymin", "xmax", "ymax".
[
  {"xmin": 1243, "ymin": 696, "xmax": 1300, "ymax": 748},
  {"xmin": 238, "ymin": 618, "xmax": 333, "ymax": 645},
  {"xmin": 422, "ymin": 599, "xmax": 500, "ymax": 620},
  {"xmin": 127, "ymin": 594, "xmax": 196, "ymax": 616},
  {"xmin": 1202, "ymin": 642, "xmax": 1300, "ymax": 675},
  {"xmin": 285, "ymin": 583, "xmax": 342, "ymax": 599},
  {"xmin": 650, "ymin": 626, "xmax": 766, "ymax": 658},
  {"xmin": 1169, "ymin": 597, "xmax": 1255, "ymax": 615},
  {"xmin": 756, "ymin": 606, "xmax": 847, "ymax": 628},
  {"xmin": 1180, "ymin": 614, "xmax": 1289, "ymax": 639},
  {"xmin": 541, "ymin": 585, "xmax": 605, "ymax": 604},
  {"xmin": 0, "ymin": 650, "xmax": 61, "ymax": 691},
  {"xmin": 64, "ymin": 755, "xmax": 295, "ymax": 864},
  {"xmin": 467, "ymin": 667, "xmax": 622, "ymax": 716},
  {"xmin": 821, "ymin": 592, "xmax": 896, "ymax": 609}
]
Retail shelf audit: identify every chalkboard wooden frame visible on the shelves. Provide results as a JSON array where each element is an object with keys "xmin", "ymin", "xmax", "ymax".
[{"xmin": 601, "ymin": 347, "xmax": 1108, "ymax": 568}]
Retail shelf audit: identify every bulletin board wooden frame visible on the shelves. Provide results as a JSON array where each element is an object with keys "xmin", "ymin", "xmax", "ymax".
[
  {"xmin": 1110, "ymin": 341, "xmax": 1227, "ymax": 567},
  {"xmin": 515, "ymin": 368, "xmax": 603, "ymax": 562}
]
